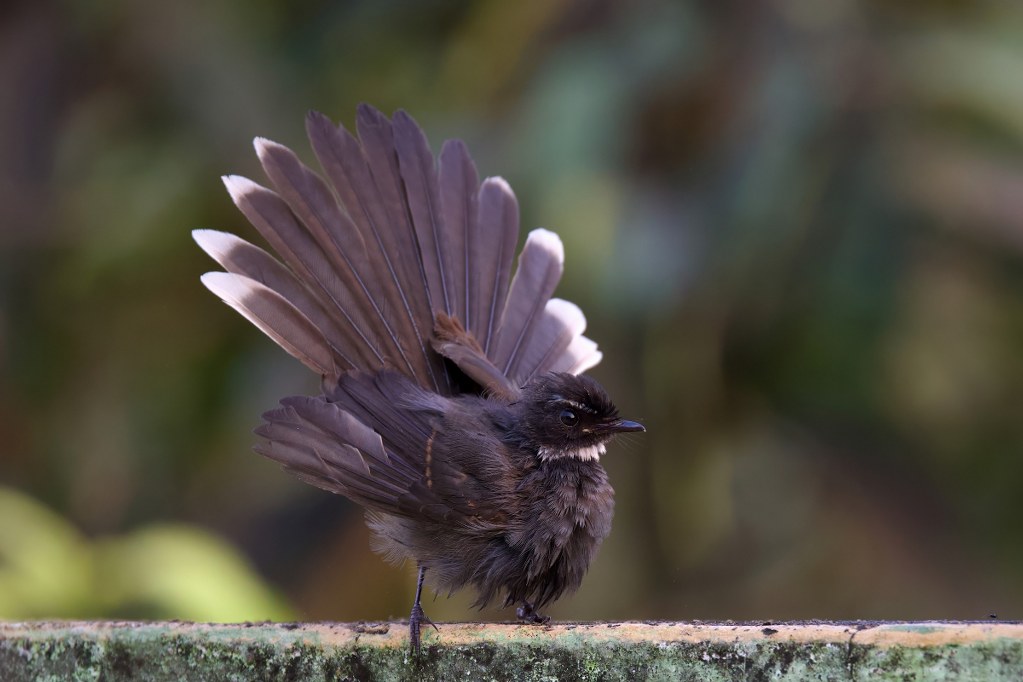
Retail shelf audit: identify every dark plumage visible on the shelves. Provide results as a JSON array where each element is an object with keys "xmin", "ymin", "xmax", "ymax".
[{"xmin": 194, "ymin": 104, "xmax": 643, "ymax": 652}]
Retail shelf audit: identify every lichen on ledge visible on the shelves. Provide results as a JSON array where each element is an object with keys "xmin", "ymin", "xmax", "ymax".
[{"xmin": 1, "ymin": 620, "xmax": 1021, "ymax": 681}]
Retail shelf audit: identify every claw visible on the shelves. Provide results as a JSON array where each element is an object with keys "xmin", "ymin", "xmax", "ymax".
[
  {"xmin": 409, "ymin": 602, "xmax": 439, "ymax": 654},
  {"xmin": 516, "ymin": 601, "xmax": 550, "ymax": 624}
]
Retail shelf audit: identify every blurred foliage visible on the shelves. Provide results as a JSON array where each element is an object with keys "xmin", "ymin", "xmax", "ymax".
[
  {"xmin": 0, "ymin": 488, "xmax": 291, "ymax": 620},
  {"xmin": 1, "ymin": 0, "xmax": 1023, "ymax": 624}
]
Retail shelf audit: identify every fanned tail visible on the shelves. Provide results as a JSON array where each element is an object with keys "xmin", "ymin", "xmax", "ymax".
[{"xmin": 195, "ymin": 104, "xmax": 602, "ymax": 395}]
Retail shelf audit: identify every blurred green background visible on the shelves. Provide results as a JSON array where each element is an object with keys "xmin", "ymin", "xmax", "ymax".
[{"xmin": 2, "ymin": 0, "xmax": 1022, "ymax": 624}]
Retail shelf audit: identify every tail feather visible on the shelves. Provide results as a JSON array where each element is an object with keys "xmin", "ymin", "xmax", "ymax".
[
  {"xmin": 193, "ymin": 229, "xmax": 356, "ymax": 368},
  {"xmin": 255, "ymin": 138, "xmax": 426, "ymax": 384},
  {"xmin": 221, "ymin": 176, "xmax": 384, "ymax": 370},
  {"xmin": 438, "ymin": 139, "xmax": 478, "ymax": 330},
  {"xmin": 200, "ymin": 272, "xmax": 336, "ymax": 376},
  {"xmin": 473, "ymin": 178, "xmax": 519, "ymax": 355},
  {"xmin": 393, "ymin": 110, "xmax": 451, "ymax": 316},
  {"xmin": 492, "ymin": 229, "xmax": 564, "ymax": 376},
  {"xmin": 305, "ymin": 111, "xmax": 442, "ymax": 391},
  {"xmin": 355, "ymin": 105, "xmax": 445, "ymax": 390},
  {"xmin": 508, "ymin": 298, "xmax": 587, "ymax": 385},
  {"xmin": 550, "ymin": 335, "xmax": 603, "ymax": 375}
]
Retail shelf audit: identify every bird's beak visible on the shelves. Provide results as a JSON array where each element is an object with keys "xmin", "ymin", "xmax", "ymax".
[{"xmin": 605, "ymin": 419, "xmax": 646, "ymax": 434}]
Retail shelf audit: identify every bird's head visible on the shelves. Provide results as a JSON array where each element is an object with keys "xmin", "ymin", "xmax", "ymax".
[{"xmin": 513, "ymin": 373, "xmax": 644, "ymax": 461}]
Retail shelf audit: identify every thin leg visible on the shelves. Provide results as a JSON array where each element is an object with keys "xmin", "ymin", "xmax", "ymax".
[
  {"xmin": 408, "ymin": 565, "xmax": 438, "ymax": 654},
  {"xmin": 516, "ymin": 601, "xmax": 550, "ymax": 625}
]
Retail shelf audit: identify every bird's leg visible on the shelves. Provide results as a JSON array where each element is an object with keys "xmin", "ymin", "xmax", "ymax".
[
  {"xmin": 516, "ymin": 601, "xmax": 550, "ymax": 624},
  {"xmin": 408, "ymin": 564, "xmax": 437, "ymax": 654}
]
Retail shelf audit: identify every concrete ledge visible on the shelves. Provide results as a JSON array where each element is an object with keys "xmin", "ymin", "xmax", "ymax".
[{"xmin": 1, "ymin": 620, "xmax": 1021, "ymax": 681}]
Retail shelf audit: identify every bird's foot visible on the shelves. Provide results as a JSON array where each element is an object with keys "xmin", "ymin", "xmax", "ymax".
[
  {"xmin": 516, "ymin": 601, "xmax": 550, "ymax": 625},
  {"xmin": 409, "ymin": 602, "xmax": 438, "ymax": 654}
]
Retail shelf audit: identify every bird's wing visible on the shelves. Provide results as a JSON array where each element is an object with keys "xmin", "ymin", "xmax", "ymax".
[
  {"xmin": 256, "ymin": 370, "xmax": 515, "ymax": 525},
  {"xmin": 194, "ymin": 105, "xmax": 601, "ymax": 396}
]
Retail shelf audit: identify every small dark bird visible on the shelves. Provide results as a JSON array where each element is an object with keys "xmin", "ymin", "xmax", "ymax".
[{"xmin": 193, "ymin": 104, "xmax": 644, "ymax": 652}]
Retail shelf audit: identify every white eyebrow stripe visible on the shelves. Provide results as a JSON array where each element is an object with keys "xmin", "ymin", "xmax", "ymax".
[{"xmin": 558, "ymin": 399, "xmax": 597, "ymax": 415}]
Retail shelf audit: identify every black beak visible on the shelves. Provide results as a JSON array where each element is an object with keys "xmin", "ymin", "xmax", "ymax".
[{"xmin": 606, "ymin": 419, "xmax": 645, "ymax": 433}]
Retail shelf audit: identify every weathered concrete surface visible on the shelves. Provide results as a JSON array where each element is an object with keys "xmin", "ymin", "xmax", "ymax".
[{"xmin": 1, "ymin": 620, "xmax": 1020, "ymax": 681}]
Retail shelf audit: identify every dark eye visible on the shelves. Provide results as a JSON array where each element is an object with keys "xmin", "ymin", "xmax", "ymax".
[{"xmin": 559, "ymin": 409, "xmax": 578, "ymax": 427}]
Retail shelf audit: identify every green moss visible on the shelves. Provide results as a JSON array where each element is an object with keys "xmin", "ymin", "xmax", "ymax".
[
  {"xmin": 850, "ymin": 640, "xmax": 1023, "ymax": 682},
  {"xmin": 1, "ymin": 622, "xmax": 1022, "ymax": 681}
]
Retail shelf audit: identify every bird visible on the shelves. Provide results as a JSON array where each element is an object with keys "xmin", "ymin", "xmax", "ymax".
[{"xmin": 193, "ymin": 104, "xmax": 644, "ymax": 653}]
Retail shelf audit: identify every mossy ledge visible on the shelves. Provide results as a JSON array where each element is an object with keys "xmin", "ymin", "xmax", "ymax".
[{"xmin": 1, "ymin": 620, "xmax": 1021, "ymax": 681}]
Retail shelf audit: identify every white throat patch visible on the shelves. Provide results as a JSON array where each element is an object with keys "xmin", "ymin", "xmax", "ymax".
[{"xmin": 538, "ymin": 443, "xmax": 607, "ymax": 462}]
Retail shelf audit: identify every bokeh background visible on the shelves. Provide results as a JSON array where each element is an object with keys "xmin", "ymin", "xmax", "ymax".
[{"xmin": 3, "ymin": 0, "xmax": 1023, "ymax": 624}]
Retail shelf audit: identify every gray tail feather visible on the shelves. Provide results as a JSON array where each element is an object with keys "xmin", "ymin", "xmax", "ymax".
[{"xmin": 195, "ymin": 104, "xmax": 602, "ymax": 392}]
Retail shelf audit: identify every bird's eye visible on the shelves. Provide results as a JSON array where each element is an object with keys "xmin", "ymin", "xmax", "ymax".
[{"xmin": 559, "ymin": 409, "xmax": 578, "ymax": 427}]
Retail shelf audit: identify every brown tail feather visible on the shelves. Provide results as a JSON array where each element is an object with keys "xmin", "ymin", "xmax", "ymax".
[{"xmin": 197, "ymin": 104, "xmax": 602, "ymax": 392}]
